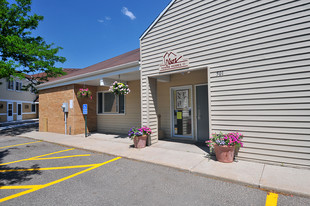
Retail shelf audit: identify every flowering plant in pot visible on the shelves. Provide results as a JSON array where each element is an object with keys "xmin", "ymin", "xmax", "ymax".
[
  {"xmin": 206, "ymin": 132, "xmax": 243, "ymax": 163},
  {"xmin": 77, "ymin": 88, "xmax": 92, "ymax": 99},
  {"xmin": 109, "ymin": 81, "xmax": 130, "ymax": 95},
  {"xmin": 128, "ymin": 126, "xmax": 152, "ymax": 148}
]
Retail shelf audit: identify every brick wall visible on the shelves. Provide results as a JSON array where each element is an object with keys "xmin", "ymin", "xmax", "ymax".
[
  {"xmin": 39, "ymin": 84, "xmax": 97, "ymax": 135},
  {"xmin": 73, "ymin": 85, "xmax": 97, "ymax": 134}
]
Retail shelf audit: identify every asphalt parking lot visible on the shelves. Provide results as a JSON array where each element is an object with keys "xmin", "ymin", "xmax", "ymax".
[{"xmin": 1, "ymin": 135, "xmax": 309, "ymax": 206}]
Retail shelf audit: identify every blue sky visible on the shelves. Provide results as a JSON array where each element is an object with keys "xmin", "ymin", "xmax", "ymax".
[{"xmin": 29, "ymin": 0, "xmax": 172, "ymax": 69}]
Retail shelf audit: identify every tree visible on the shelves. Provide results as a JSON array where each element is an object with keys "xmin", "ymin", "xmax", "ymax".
[{"xmin": 0, "ymin": 0, "xmax": 66, "ymax": 91}]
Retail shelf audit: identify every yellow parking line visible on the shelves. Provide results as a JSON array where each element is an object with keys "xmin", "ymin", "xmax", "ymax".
[
  {"xmin": 44, "ymin": 157, "xmax": 122, "ymax": 187},
  {"xmin": 0, "ymin": 185, "xmax": 41, "ymax": 189},
  {"xmin": 0, "ymin": 164, "xmax": 99, "ymax": 172},
  {"xmin": 0, "ymin": 157, "xmax": 122, "ymax": 203},
  {"xmin": 33, "ymin": 154, "xmax": 91, "ymax": 160},
  {"xmin": 0, "ymin": 141, "xmax": 42, "ymax": 149},
  {"xmin": 0, "ymin": 148, "xmax": 75, "ymax": 166},
  {"xmin": 0, "ymin": 186, "xmax": 44, "ymax": 203},
  {"xmin": 27, "ymin": 148, "xmax": 75, "ymax": 159},
  {"xmin": 265, "ymin": 192, "xmax": 278, "ymax": 206}
]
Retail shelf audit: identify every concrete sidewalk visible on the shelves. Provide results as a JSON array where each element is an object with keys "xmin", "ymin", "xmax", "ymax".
[{"xmin": 17, "ymin": 131, "xmax": 310, "ymax": 198}]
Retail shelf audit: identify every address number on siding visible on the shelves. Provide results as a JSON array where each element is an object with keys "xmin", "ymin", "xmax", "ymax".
[{"xmin": 216, "ymin": 71, "xmax": 224, "ymax": 77}]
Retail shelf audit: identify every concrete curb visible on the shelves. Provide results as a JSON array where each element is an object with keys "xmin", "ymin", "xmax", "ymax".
[{"xmin": 19, "ymin": 134, "xmax": 310, "ymax": 198}]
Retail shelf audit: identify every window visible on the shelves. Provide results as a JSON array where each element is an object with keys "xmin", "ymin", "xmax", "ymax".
[
  {"xmin": 98, "ymin": 93, "xmax": 103, "ymax": 113},
  {"xmin": 8, "ymin": 80, "xmax": 14, "ymax": 90},
  {"xmin": 97, "ymin": 92, "xmax": 125, "ymax": 114},
  {"xmin": 16, "ymin": 82, "xmax": 22, "ymax": 91},
  {"xmin": 31, "ymin": 104, "xmax": 36, "ymax": 112},
  {"xmin": 8, "ymin": 104, "xmax": 13, "ymax": 116}
]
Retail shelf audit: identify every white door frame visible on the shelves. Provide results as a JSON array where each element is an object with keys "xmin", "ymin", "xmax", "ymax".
[
  {"xmin": 194, "ymin": 83, "xmax": 209, "ymax": 142},
  {"xmin": 170, "ymin": 85, "xmax": 194, "ymax": 139},
  {"xmin": 17, "ymin": 102, "xmax": 22, "ymax": 120},
  {"xmin": 7, "ymin": 102, "xmax": 13, "ymax": 121}
]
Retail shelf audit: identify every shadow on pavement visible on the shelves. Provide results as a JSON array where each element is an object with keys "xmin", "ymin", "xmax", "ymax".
[
  {"xmin": 0, "ymin": 149, "xmax": 41, "ymax": 186},
  {"xmin": 0, "ymin": 125, "xmax": 38, "ymax": 136}
]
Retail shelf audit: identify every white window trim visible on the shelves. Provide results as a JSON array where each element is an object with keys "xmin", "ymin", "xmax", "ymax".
[
  {"xmin": 23, "ymin": 112, "xmax": 36, "ymax": 114},
  {"xmin": 7, "ymin": 102, "xmax": 13, "ymax": 121},
  {"xmin": 0, "ymin": 99, "xmax": 38, "ymax": 104},
  {"xmin": 17, "ymin": 102, "xmax": 23, "ymax": 120},
  {"xmin": 96, "ymin": 91, "xmax": 126, "ymax": 115},
  {"xmin": 7, "ymin": 80, "xmax": 14, "ymax": 91},
  {"xmin": 15, "ymin": 81, "xmax": 23, "ymax": 92}
]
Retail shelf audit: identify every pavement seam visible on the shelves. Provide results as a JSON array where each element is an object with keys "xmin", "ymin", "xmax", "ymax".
[
  {"xmin": 188, "ymin": 157, "xmax": 207, "ymax": 172},
  {"xmin": 258, "ymin": 164, "xmax": 266, "ymax": 188}
]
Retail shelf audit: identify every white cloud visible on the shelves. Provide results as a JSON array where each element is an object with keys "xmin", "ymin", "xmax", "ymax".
[
  {"xmin": 97, "ymin": 17, "xmax": 111, "ymax": 23},
  {"xmin": 121, "ymin": 7, "xmax": 136, "ymax": 20}
]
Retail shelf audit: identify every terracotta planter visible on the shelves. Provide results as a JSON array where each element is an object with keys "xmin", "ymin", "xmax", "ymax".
[
  {"xmin": 214, "ymin": 145, "xmax": 235, "ymax": 163},
  {"xmin": 133, "ymin": 135, "xmax": 147, "ymax": 148}
]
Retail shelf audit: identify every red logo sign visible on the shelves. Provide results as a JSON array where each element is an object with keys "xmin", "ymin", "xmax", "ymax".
[{"xmin": 159, "ymin": 51, "xmax": 189, "ymax": 72}]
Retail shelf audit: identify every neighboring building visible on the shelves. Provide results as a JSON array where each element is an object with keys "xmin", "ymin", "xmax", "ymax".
[
  {"xmin": 0, "ymin": 69, "xmax": 79, "ymax": 122},
  {"xmin": 38, "ymin": 0, "xmax": 310, "ymax": 168},
  {"xmin": 0, "ymin": 77, "xmax": 38, "ymax": 122},
  {"xmin": 139, "ymin": 0, "xmax": 310, "ymax": 168},
  {"xmin": 37, "ymin": 49, "xmax": 140, "ymax": 135}
]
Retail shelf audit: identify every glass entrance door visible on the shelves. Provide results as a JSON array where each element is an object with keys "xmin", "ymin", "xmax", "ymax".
[
  {"xmin": 171, "ymin": 86, "xmax": 193, "ymax": 139},
  {"xmin": 7, "ymin": 103, "xmax": 13, "ymax": 121},
  {"xmin": 17, "ymin": 103, "xmax": 22, "ymax": 120}
]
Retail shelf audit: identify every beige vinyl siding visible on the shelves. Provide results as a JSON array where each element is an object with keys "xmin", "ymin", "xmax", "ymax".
[
  {"xmin": 97, "ymin": 80, "xmax": 141, "ymax": 134},
  {"xmin": 140, "ymin": 0, "xmax": 310, "ymax": 167},
  {"xmin": 0, "ymin": 78, "xmax": 37, "ymax": 102}
]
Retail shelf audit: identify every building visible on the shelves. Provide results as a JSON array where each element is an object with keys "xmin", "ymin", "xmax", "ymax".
[
  {"xmin": 139, "ymin": 0, "xmax": 310, "ymax": 168},
  {"xmin": 0, "ymin": 69, "xmax": 79, "ymax": 122},
  {"xmin": 0, "ymin": 77, "xmax": 38, "ymax": 122},
  {"xmin": 38, "ymin": 0, "xmax": 310, "ymax": 168},
  {"xmin": 37, "ymin": 49, "xmax": 140, "ymax": 135}
]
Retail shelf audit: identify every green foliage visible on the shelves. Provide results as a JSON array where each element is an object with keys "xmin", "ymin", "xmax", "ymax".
[{"xmin": 0, "ymin": 0, "xmax": 66, "ymax": 91}]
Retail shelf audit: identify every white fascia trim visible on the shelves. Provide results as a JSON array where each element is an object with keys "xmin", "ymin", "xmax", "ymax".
[
  {"xmin": 37, "ymin": 65, "xmax": 140, "ymax": 90},
  {"xmin": 139, "ymin": 0, "xmax": 176, "ymax": 40},
  {"xmin": 0, "ymin": 99, "xmax": 37, "ymax": 104},
  {"xmin": 37, "ymin": 61, "xmax": 139, "ymax": 90}
]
